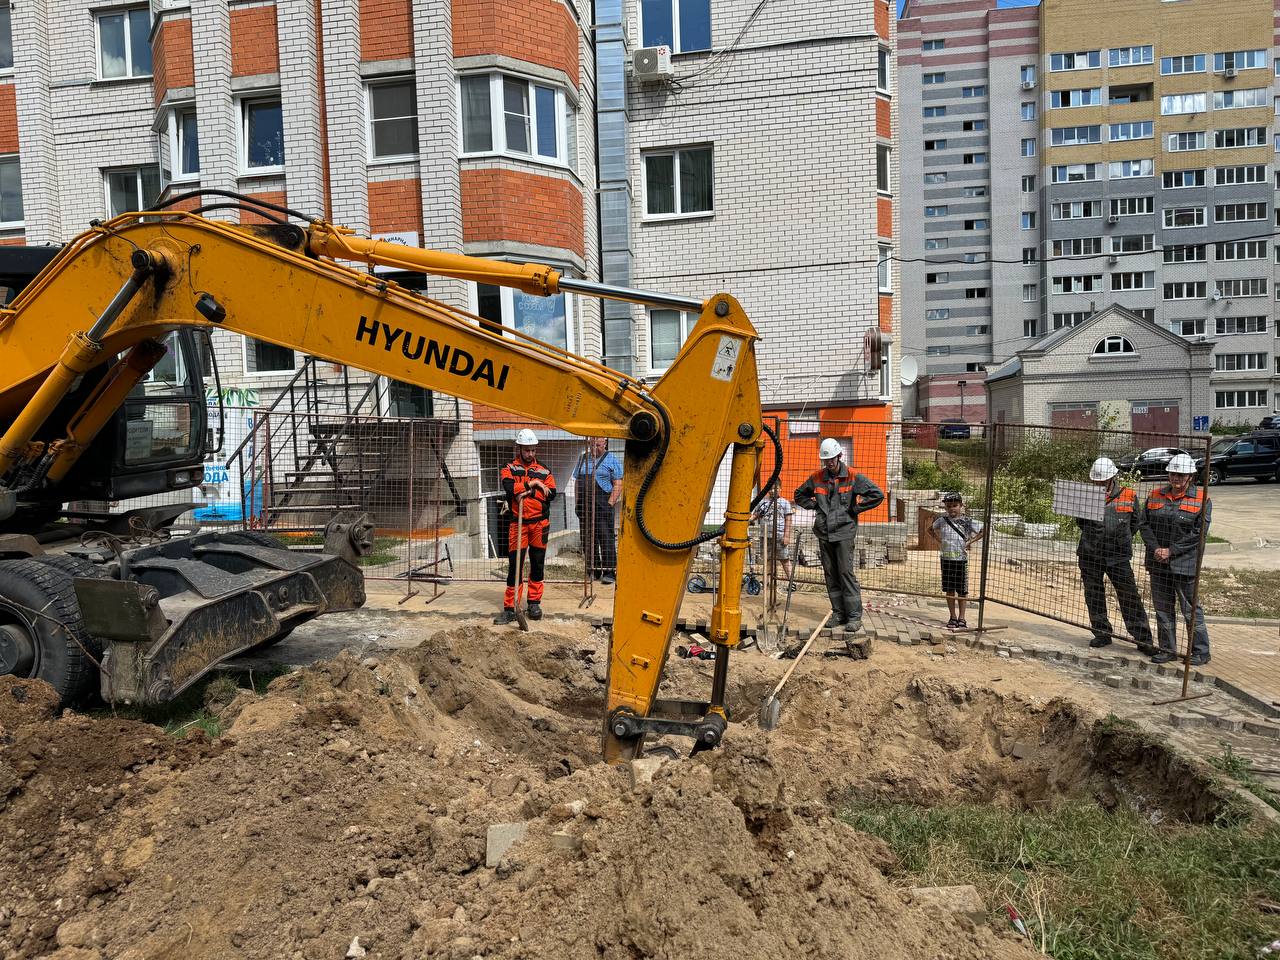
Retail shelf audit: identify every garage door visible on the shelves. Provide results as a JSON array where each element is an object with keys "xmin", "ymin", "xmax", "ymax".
[
  {"xmin": 1131, "ymin": 401, "xmax": 1179, "ymax": 448},
  {"xmin": 1049, "ymin": 402, "xmax": 1098, "ymax": 434}
]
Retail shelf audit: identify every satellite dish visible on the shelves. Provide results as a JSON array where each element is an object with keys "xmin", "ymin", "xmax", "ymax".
[{"xmin": 900, "ymin": 355, "xmax": 919, "ymax": 386}]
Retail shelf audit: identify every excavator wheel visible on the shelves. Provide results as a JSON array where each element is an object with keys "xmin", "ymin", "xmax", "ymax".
[
  {"xmin": 0, "ymin": 558, "xmax": 102, "ymax": 706},
  {"xmin": 33, "ymin": 554, "xmax": 112, "ymax": 580}
]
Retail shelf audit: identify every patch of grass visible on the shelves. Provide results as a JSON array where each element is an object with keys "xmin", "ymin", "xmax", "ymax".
[
  {"xmin": 90, "ymin": 666, "xmax": 280, "ymax": 739},
  {"xmin": 1198, "ymin": 568, "xmax": 1280, "ymax": 619},
  {"xmin": 1211, "ymin": 743, "xmax": 1280, "ymax": 812},
  {"xmin": 842, "ymin": 798, "xmax": 1280, "ymax": 959}
]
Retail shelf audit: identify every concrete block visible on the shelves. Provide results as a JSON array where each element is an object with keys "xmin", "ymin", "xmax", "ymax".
[
  {"xmin": 628, "ymin": 756, "xmax": 668, "ymax": 789},
  {"xmin": 550, "ymin": 830, "xmax": 583, "ymax": 854},
  {"xmin": 910, "ymin": 884, "xmax": 987, "ymax": 922},
  {"xmin": 1105, "ymin": 675, "xmax": 1123, "ymax": 688},
  {"xmin": 1169, "ymin": 713, "xmax": 1204, "ymax": 729},
  {"xmin": 1244, "ymin": 721, "xmax": 1280, "ymax": 740},
  {"xmin": 1130, "ymin": 677, "xmax": 1153, "ymax": 691},
  {"xmin": 486, "ymin": 821, "xmax": 529, "ymax": 868},
  {"xmin": 1010, "ymin": 741, "xmax": 1030, "ymax": 760}
]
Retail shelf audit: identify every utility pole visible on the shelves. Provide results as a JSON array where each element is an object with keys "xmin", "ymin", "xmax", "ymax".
[{"xmin": 957, "ymin": 379, "xmax": 967, "ymax": 422}]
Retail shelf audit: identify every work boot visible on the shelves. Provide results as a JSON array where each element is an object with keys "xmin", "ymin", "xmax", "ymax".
[
  {"xmin": 1136, "ymin": 642, "xmax": 1158, "ymax": 656},
  {"xmin": 601, "ymin": 574, "xmax": 616, "ymax": 585},
  {"xmin": 527, "ymin": 602, "xmax": 543, "ymax": 621},
  {"xmin": 493, "ymin": 608, "xmax": 518, "ymax": 626},
  {"xmin": 1088, "ymin": 636, "xmax": 1113, "ymax": 648},
  {"xmin": 1150, "ymin": 650, "xmax": 1177, "ymax": 664},
  {"xmin": 1189, "ymin": 654, "xmax": 1210, "ymax": 667}
]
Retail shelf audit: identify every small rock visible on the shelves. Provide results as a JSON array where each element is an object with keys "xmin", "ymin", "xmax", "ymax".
[
  {"xmin": 485, "ymin": 822, "xmax": 529, "ymax": 868},
  {"xmin": 1009, "ymin": 742, "xmax": 1029, "ymax": 760},
  {"xmin": 531, "ymin": 717, "xmax": 555, "ymax": 732},
  {"xmin": 550, "ymin": 830, "xmax": 583, "ymax": 854},
  {"xmin": 488, "ymin": 777, "xmax": 519, "ymax": 799},
  {"xmin": 627, "ymin": 756, "xmax": 667, "ymax": 789},
  {"xmin": 346, "ymin": 936, "xmax": 367, "ymax": 959}
]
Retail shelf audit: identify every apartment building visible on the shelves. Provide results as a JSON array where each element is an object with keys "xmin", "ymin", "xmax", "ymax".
[{"xmin": 900, "ymin": 0, "xmax": 1280, "ymax": 429}]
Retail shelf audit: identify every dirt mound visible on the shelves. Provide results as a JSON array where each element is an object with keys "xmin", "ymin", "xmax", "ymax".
[
  {"xmin": 0, "ymin": 676, "xmax": 60, "ymax": 733},
  {"xmin": 0, "ymin": 624, "xmax": 1224, "ymax": 959}
]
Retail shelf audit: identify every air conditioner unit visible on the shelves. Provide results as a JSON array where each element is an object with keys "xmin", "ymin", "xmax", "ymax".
[
  {"xmin": 1225, "ymin": 67, "xmax": 1238, "ymax": 78},
  {"xmin": 1107, "ymin": 254, "xmax": 1119, "ymax": 264},
  {"xmin": 632, "ymin": 46, "xmax": 673, "ymax": 81},
  {"xmin": 1021, "ymin": 80, "xmax": 1036, "ymax": 90},
  {"xmin": 1106, "ymin": 215, "xmax": 1120, "ymax": 224}
]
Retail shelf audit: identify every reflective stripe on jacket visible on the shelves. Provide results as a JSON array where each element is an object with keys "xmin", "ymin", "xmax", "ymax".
[
  {"xmin": 792, "ymin": 466, "xmax": 885, "ymax": 543},
  {"xmin": 1077, "ymin": 486, "xmax": 1140, "ymax": 562},
  {"xmin": 1139, "ymin": 483, "xmax": 1211, "ymax": 576}
]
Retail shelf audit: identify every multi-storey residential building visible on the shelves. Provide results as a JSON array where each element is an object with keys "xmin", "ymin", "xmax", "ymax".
[{"xmin": 900, "ymin": 0, "xmax": 1280, "ymax": 429}]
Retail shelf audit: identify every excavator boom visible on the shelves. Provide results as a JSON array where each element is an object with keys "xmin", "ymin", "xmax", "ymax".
[{"xmin": 0, "ymin": 208, "xmax": 767, "ymax": 761}]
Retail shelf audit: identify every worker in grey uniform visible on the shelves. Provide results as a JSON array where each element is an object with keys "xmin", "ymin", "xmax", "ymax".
[
  {"xmin": 1077, "ymin": 457, "xmax": 1156, "ymax": 652},
  {"xmin": 1138, "ymin": 452, "xmax": 1212, "ymax": 665},
  {"xmin": 793, "ymin": 438, "xmax": 885, "ymax": 629}
]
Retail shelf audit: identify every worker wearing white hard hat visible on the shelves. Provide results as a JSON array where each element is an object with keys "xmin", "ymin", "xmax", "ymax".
[
  {"xmin": 792, "ymin": 438, "xmax": 884, "ymax": 629},
  {"xmin": 1075, "ymin": 457, "xmax": 1155, "ymax": 652},
  {"xmin": 1138, "ymin": 451, "xmax": 1212, "ymax": 665},
  {"xmin": 494, "ymin": 429, "xmax": 557, "ymax": 625}
]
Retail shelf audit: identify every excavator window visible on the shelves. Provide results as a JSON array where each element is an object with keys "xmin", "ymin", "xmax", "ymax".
[{"xmin": 120, "ymin": 331, "xmax": 206, "ymax": 467}]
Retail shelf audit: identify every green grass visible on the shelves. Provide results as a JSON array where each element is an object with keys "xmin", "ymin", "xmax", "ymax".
[
  {"xmin": 1198, "ymin": 568, "xmax": 1280, "ymax": 619},
  {"xmin": 1211, "ymin": 744, "xmax": 1280, "ymax": 812},
  {"xmin": 842, "ymin": 798, "xmax": 1280, "ymax": 959},
  {"xmin": 91, "ymin": 665, "xmax": 287, "ymax": 740}
]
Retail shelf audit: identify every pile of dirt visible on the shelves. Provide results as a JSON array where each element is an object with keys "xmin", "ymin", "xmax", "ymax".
[{"xmin": 0, "ymin": 624, "xmax": 1226, "ymax": 959}]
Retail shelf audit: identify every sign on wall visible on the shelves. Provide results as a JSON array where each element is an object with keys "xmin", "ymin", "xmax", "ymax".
[{"xmin": 371, "ymin": 231, "xmax": 421, "ymax": 275}]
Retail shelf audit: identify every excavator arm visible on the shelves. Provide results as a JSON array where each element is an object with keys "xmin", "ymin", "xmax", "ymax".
[{"xmin": 0, "ymin": 206, "xmax": 769, "ymax": 762}]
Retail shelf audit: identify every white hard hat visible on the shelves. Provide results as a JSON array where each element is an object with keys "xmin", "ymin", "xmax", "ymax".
[
  {"xmin": 515, "ymin": 428, "xmax": 539, "ymax": 447},
  {"xmin": 819, "ymin": 438, "xmax": 843, "ymax": 460},
  {"xmin": 1089, "ymin": 457, "xmax": 1118, "ymax": 481},
  {"xmin": 1167, "ymin": 452, "xmax": 1196, "ymax": 474}
]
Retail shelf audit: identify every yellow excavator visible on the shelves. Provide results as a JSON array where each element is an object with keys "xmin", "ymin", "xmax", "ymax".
[{"xmin": 0, "ymin": 191, "xmax": 777, "ymax": 762}]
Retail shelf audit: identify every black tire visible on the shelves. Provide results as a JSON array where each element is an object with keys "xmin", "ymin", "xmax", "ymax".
[
  {"xmin": 1207, "ymin": 467, "xmax": 1223, "ymax": 486},
  {"xmin": 33, "ymin": 554, "xmax": 111, "ymax": 580},
  {"xmin": 0, "ymin": 558, "xmax": 101, "ymax": 706}
]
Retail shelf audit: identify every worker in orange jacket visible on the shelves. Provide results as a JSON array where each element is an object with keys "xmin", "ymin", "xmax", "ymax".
[{"xmin": 494, "ymin": 429, "xmax": 557, "ymax": 625}]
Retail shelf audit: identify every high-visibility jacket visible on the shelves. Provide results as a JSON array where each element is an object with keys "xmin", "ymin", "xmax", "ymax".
[
  {"xmin": 500, "ymin": 457, "xmax": 556, "ymax": 524},
  {"xmin": 1077, "ymin": 485, "xmax": 1140, "ymax": 562},
  {"xmin": 793, "ymin": 465, "xmax": 884, "ymax": 543},
  {"xmin": 1139, "ymin": 483, "xmax": 1211, "ymax": 576}
]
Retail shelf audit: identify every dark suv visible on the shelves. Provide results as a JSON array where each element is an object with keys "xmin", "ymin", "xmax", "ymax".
[{"xmin": 1198, "ymin": 432, "xmax": 1280, "ymax": 484}]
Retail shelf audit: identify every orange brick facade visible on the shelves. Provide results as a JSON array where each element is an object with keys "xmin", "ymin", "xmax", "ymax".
[
  {"xmin": 152, "ymin": 17, "xmax": 194, "ymax": 107},
  {"xmin": 453, "ymin": 0, "xmax": 579, "ymax": 87},
  {"xmin": 240, "ymin": 191, "xmax": 287, "ymax": 224},
  {"xmin": 878, "ymin": 295, "xmax": 892, "ymax": 334},
  {"xmin": 360, "ymin": 0, "xmax": 413, "ymax": 61},
  {"xmin": 0, "ymin": 84, "xmax": 17, "ymax": 155},
  {"xmin": 231, "ymin": 6, "xmax": 280, "ymax": 78},
  {"xmin": 460, "ymin": 169, "xmax": 584, "ymax": 257},
  {"xmin": 877, "ymin": 197, "xmax": 892, "ymax": 239},
  {"xmin": 368, "ymin": 179, "xmax": 423, "ymax": 235},
  {"xmin": 876, "ymin": 98, "xmax": 890, "ymax": 139}
]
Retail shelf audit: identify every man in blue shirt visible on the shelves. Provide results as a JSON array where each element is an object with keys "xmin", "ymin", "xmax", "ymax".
[{"xmin": 574, "ymin": 437, "xmax": 623, "ymax": 584}]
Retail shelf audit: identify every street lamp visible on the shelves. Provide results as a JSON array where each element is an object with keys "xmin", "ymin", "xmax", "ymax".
[{"xmin": 957, "ymin": 380, "xmax": 967, "ymax": 422}]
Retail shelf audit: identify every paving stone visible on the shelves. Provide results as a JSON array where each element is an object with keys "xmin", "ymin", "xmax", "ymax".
[
  {"xmin": 1105, "ymin": 675, "xmax": 1124, "ymax": 688},
  {"xmin": 1169, "ymin": 713, "xmax": 1205, "ymax": 729},
  {"xmin": 1244, "ymin": 721, "xmax": 1280, "ymax": 740},
  {"xmin": 1130, "ymin": 677, "xmax": 1153, "ymax": 691}
]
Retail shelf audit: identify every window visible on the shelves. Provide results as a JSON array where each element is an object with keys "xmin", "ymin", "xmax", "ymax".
[
  {"xmin": 1163, "ymin": 206, "xmax": 1205, "ymax": 228},
  {"xmin": 1215, "ymin": 202, "xmax": 1267, "ymax": 223},
  {"xmin": 923, "ymin": 72, "xmax": 946, "ymax": 85},
  {"xmin": 1160, "ymin": 93, "xmax": 1206, "ymax": 115},
  {"xmin": 1051, "ymin": 200, "xmax": 1103, "ymax": 220},
  {"xmin": 926, "ymin": 272, "xmax": 948, "ymax": 283},
  {"xmin": 244, "ymin": 339, "xmax": 298, "ymax": 375},
  {"xmin": 1163, "ymin": 244, "xmax": 1206, "ymax": 263},
  {"xmin": 878, "ymin": 244, "xmax": 892, "ymax": 293},
  {"xmin": 1109, "ymin": 121, "xmax": 1153, "ymax": 142},
  {"xmin": 1050, "ymin": 125, "xmax": 1102, "ymax": 146},
  {"xmin": 1215, "ymin": 88, "xmax": 1268, "ymax": 109},
  {"xmin": 961, "ymin": 85, "xmax": 985, "ymax": 98},
  {"xmin": 964, "ymin": 325, "xmax": 989, "ymax": 336},
  {"xmin": 962, "ymin": 253, "xmax": 981, "ymax": 263},
  {"xmin": 962, "ymin": 186, "xmax": 987, "ymax": 198},
  {"xmin": 1055, "ymin": 237, "xmax": 1103, "ymax": 256},
  {"xmin": 1217, "ymin": 316, "xmax": 1268, "ymax": 334},
  {"xmin": 240, "ymin": 97, "xmax": 284, "ymax": 171},
  {"xmin": 1163, "ymin": 280, "xmax": 1207, "ymax": 300},
  {"xmin": 367, "ymin": 80, "xmax": 419, "ymax": 160},
  {"xmin": 1168, "ymin": 132, "xmax": 1206, "ymax": 152},
  {"xmin": 1173, "ymin": 318, "xmax": 1207, "ymax": 336},
  {"xmin": 1023, "ymin": 318, "xmax": 1042, "ymax": 338},
  {"xmin": 961, "ymin": 119, "xmax": 986, "ymax": 132},
  {"xmin": 1213, "ymin": 50, "xmax": 1266, "ymax": 73},
  {"xmin": 923, "ymin": 106, "xmax": 946, "ymax": 118},
  {"xmin": 1050, "ymin": 51, "xmax": 1101, "ymax": 71},
  {"xmin": 1215, "ymin": 127, "xmax": 1267, "ymax": 149},
  {"xmin": 1022, "ymin": 247, "xmax": 1037, "ymax": 264},
  {"xmin": 643, "ymin": 146, "xmax": 713, "ymax": 217},
  {"xmin": 168, "ymin": 107, "xmax": 199, "ymax": 179},
  {"xmin": 926, "ymin": 308, "xmax": 951, "ymax": 321},
  {"xmin": 0, "ymin": 4, "xmax": 11, "ymax": 72},
  {"xmin": 1050, "ymin": 88, "xmax": 1101, "ymax": 108},
  {"xmin": 877, "ymin": 144, "xmax": 891, "ymax": 193},
  {"xmin": 1216, "ymin": 240, "xmax": 1267, "ymax": 261},
  {"xmin": 1111, "ymin": 234, "xmax": 1153, "ymax": 253},
  {"xmin": 923, "ymin": 39, "xmax": 945, "ymax": 52},
  {"xmin": 1216, "ymin": 165, "xmax": 1266, "ymax": 185},
  {"xmin": 1216, "ymin": 278, "xmax": 1267, "ymax": 298},
  {"xmin": 1022, "ymin": 283, "xmax": 1038, "ymax": 302},
  {"xmin": 1093, "ymin": 335, "xmax": 1135, "ymax": 355},
  {"xmin": 460, "ymin": 74, "xmax": 565, "ymax": 162},
  {"xmin": 924, "ymin": 205, "xmax": 947, "ymax": 217},
  {"xmin": 648, "ymin": 308, "xmax": 692, "ymax": 369},
  {"xmin": 1216, "ymin": 390, "xmax": 1267, "ymax": 409},
  {"xmin": 1110, "ymin": 45, "xmax": 1153, "ymax": 66},
  {"xmin": 963, "ymin": 218, "xmax": 988, "ymax": 230},
  {"xmin": 1110, "ymin": 159, "xmax": 1154, "ymax": 178},
  {"xmin": 1110, "ymin": 271, "xmax": 1154, "ymax": 290},
  {"xmin": 1021, "ymin": 102, "xmax": 1036, "ymax": 121},
  {"xmin": 1109, "ymin": 83, "xmax": 1153, "ymax": 105},
  {"xmin": 1215, "ymin": 353, "xmax": 1267, "ymax": 371},
  {"xmin": 924, "ymin": 139, "xmax": 946, "ymax": 151},
  {"xmin": 925, "ymin": 238, "xmax": 948, "ymax": 250},
  {"xmin": 962, "ymin": 153, "xmax": 986, "ymax": 164},
  {"xmin": 965, "ymin": 287, "xmax": 989, "ymax": 299},
  {"xmin": 924, "ymin": 172, "xmax": 947, "ymax": 184},
  {"xmin": 1020, "ymin": 65, "xmax": 1037, "ymax": 85},
  {"xmin": 0, "ymin": 155, "xmax": 22, "ymax": 225},
  {"xmin": 104, "ymin": 165, "xmax": 161, "ymax": 217},
  {"xmin": 926, "ymin": 345, "xmax": 950, "ymax": 356},
  {"xmin": 1020, "ymin": 138, "xmax": 1036, "ymax": 157},
  {"xmin": 1110, "ymin": 196, "xmax": 1153, "ymax": 217},
  {"xmin": 1162, "ymin": 169, "xmax": 1205, "ymax": 188},
  {"xmin": 1161, "ymin": 54, "xmax": 1206, "ymax": 75},
  {"xmin": 878, "ymin": 48, "xmax": 890, "ymax": 91},
  {"xmin": 1022, "ymin": 175, "xmax": 1036, "ymax": 192},
  {"xmin": 1052, "ymin": 274, "xmax": 1103, "ymax": 294},
  {"xmin": 478, "ymin": 281, "xmax": 576, "ymax": 352},
  {"xmin": 96, "ymin": 7, "xmax": 151, "ymax": 79},
  {"xmin": 640, "ymin": 0, "xmax": 710, "ymax": 53},
  {"xmin": 1053, "ymin": 312, "xmax": 1090, "ymax": 329},
  {"xmin": 1053, "ymin": 162, "xmax": 1100, "ymax": 183},
  {"xmin": 1021, "ymin": 212, "xmax": 1036, "ymax": 229}
]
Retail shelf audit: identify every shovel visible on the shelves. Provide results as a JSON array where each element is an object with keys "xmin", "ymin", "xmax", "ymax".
[
  {"xmin": 758, "ymin": 611, "xmax": 832, "ymax": 731},
  {"xmin": 514, "ymin": 494, "xmax": 529, "ymax": 632}
]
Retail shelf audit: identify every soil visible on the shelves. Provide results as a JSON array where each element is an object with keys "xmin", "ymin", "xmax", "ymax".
[{"xmin": 0, "ymin": 622, "xmax": 1234, "ymax": 960}]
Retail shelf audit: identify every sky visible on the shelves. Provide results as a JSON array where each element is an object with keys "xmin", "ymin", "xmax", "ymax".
[{"xmin": 897, "ymin": 0, "xmax": 1039, "ymax": 13}]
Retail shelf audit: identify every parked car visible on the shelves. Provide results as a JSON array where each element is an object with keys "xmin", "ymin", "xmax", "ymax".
[
  {"xmin": 1114, "ymin": 447, "xmax": 1193, "ymax": 479},
  {"xmin": 1259, "ymin": 415, "xmax": 1280, "ymax": 431},
  {"xmin": 1197, "ymin": 432, "xmax": 1280, "ymax": 484},
  {"xmin": 936, "ymin": 419, "xmax": 971, "ymax": 440},
  {"xmin": 902, "ymin": 417, "xmax": 928, "ymax": 440}
]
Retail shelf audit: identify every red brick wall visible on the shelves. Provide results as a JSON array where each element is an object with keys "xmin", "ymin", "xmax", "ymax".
[
  {"xmin": 876, "ymin": 97, "xmax": 890, "ymax": 139},
  {"xmin": 875, "ymin": 0, "xmax": 890, "ymax": 39},
  {"xmin": 152, "ymin": 17, "xmax": 194, "ymax": 107},
  {"xmin": 877, "ymin": 197, "xmax": 892, "ymax": 238},
  {"xmin": 461, "ymin": 168, "xmax": 584, "ymax": 256},
  {"xmin": 360, "ymin": 0, "xmax": 413, "ymax": 60},
  {"xmin": 231, "ymin": 6, "xmax": 280, "ymax": 77},
  {"xmin": 0, "ymin": 84, "xmax": 17, "ymax": 154},
  {"xmin": 240, "ymin": 191, "xmax": 287, "ymax": 224},
  {"xmin": 879, "ymin": 294, "xmax": 892, "ymax": 334},
  {"xmin": 368, "ymin": 179, "xmax": 423, "ymax": 235},
  {"xmin": 453, "ymin": 0, "xmax": 579, "ymax": 87}
]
